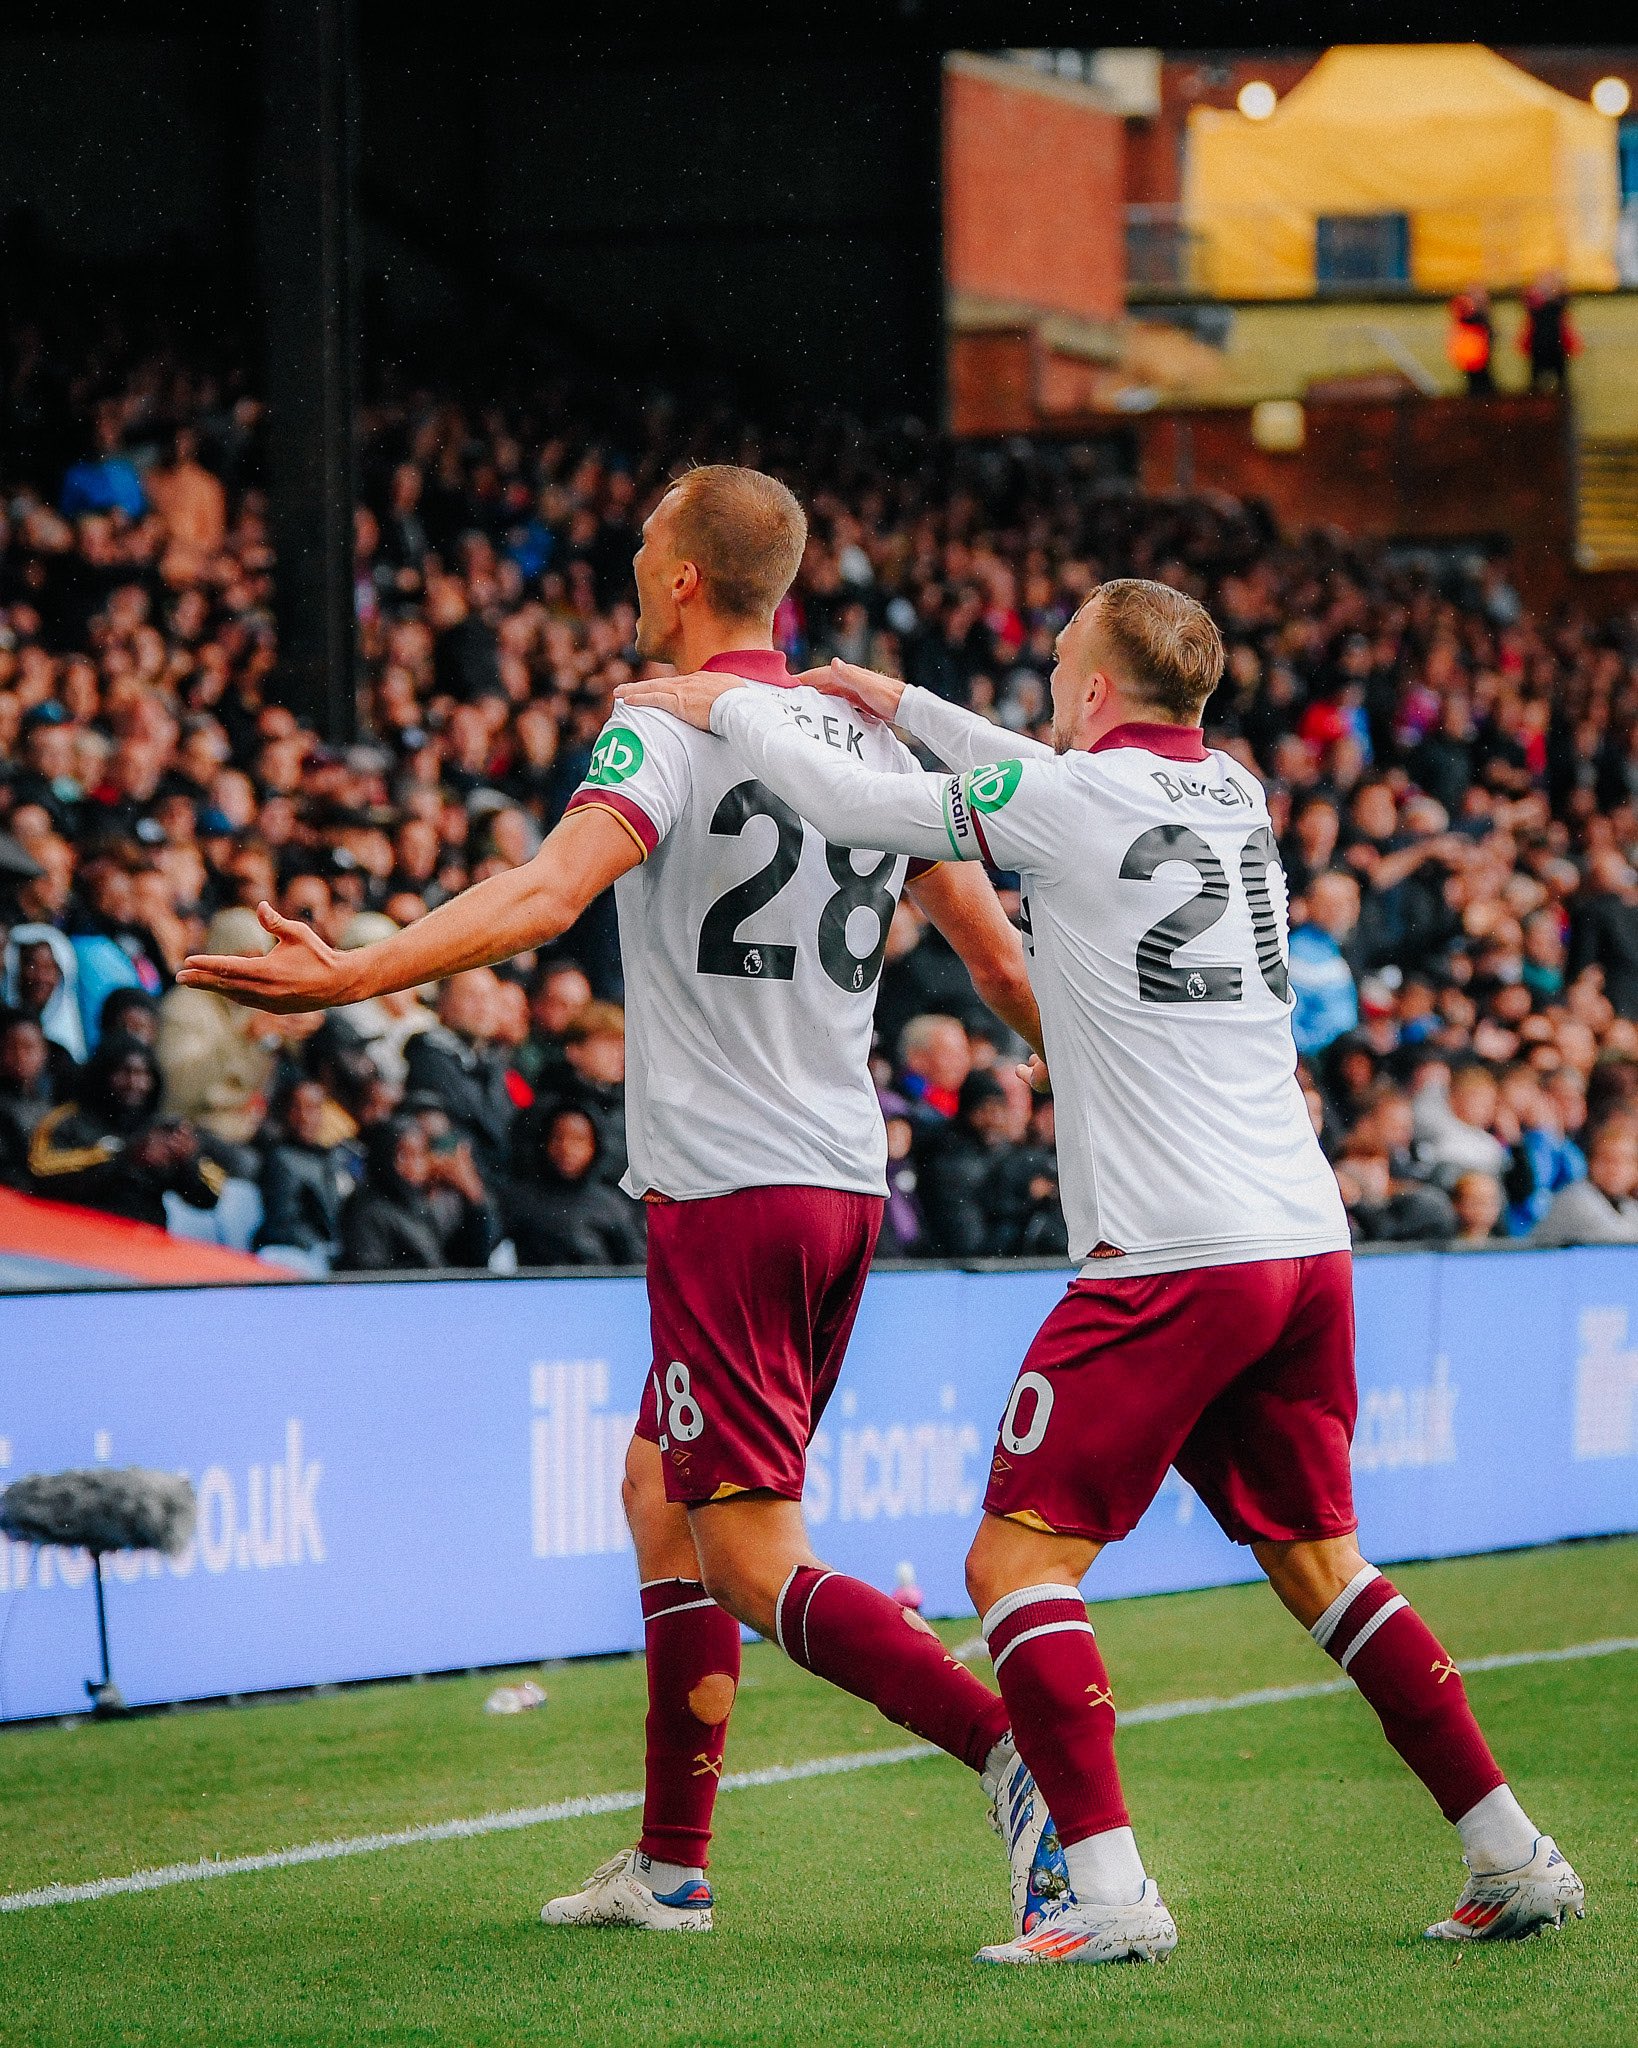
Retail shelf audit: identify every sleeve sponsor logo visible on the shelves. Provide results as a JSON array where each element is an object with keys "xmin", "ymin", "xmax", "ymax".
[
  {"xmin": 587, "ymin": 726, "xmax": 646, "ymax": 787},
  {"xmin": 965, "ymin": 759, "xmax": 1023, "ymax": 813},
  {"xmin": 944, "ymin": 760, "xmax": 1022, "ymax": 859}
]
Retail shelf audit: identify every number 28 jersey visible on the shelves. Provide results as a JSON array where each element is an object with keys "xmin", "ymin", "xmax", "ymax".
[{"xmin": 563, "ymin": 653, "xmax": 924, "ymax": 1201}]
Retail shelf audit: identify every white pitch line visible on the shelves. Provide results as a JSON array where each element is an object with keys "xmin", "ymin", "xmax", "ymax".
[
  {"xmin": 0, "ymin": 1745, "xmax": 932, "ymax": 1915},
  {"xmin": 4, "ymin": 1636, "xmax": 1634, "ymax": 1917}
]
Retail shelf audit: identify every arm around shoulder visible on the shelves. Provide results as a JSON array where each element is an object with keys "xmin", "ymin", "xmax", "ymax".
[{"xmin": 897, "ymin": 685, "xmax": 1056, "ymax": 771}]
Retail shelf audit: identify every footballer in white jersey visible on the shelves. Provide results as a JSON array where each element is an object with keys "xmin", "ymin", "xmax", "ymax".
[{"xmin": 562, "ymin": 649, "xmax": 937, "ymax": 1205}]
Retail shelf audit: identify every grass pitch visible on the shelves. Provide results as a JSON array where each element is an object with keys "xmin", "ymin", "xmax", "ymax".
[{"xmin": 1, "ymin": 1538, "xmax": 1633, "ymax": 2048}]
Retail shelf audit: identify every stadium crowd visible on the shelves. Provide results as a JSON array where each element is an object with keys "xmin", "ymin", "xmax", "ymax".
[{"xmin": 6, "ymin": 339, "xmax": 1638, "ymax": 1270}]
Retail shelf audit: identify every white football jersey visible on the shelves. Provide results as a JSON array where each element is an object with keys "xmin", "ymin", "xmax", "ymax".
[
  {"xmin": 565, "ymin": 652, "xmax": 924, "ymax": 1201},
  {"xmin": 712, "ymin": 683, "xmax": 1349, "ymax": 1277}
]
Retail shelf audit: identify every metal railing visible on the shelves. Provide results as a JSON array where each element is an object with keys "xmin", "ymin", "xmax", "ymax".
[{"xmin": 1125, "ymin": 199, "xmax": 1617, "ymax": 301}]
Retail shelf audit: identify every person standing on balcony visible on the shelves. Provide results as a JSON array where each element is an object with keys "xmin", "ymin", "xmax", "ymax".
[
  {"xmin": 1520, "ymin": 275, "xmax": 1579, "ymax": 396},
  {"xmin": 1447, "ymin": 289, "xmax": 1494, "ymax": 395}
]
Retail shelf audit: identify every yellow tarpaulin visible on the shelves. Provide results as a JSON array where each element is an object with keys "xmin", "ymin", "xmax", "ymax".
[{"xmin": 1184, "ymin": 45, "xmax": 1620, "ymax": 299}]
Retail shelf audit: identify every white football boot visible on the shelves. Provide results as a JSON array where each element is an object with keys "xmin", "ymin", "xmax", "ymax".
[
  {"xmin": 982, "ymin": 1734, "xmax": 1072, "ymax": 1936},
  {"xmin": 540, "ymin": 1848, "xmax": 714, "ymax": 1931},
  {"xmin": 975, "ymin": 1880, "xmax": 1178, "ymax": 1965},
  {"xmin": 1425, "ymin": 1836, "xmax": 1585, "ymax": 1942}
]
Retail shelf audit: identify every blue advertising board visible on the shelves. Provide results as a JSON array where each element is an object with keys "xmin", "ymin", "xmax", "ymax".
[{"xmin": 1, "ymin": 1249, "xmax": 1636, "ymax": 1721}]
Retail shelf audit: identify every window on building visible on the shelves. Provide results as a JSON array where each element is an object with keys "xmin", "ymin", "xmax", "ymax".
[{"xmin": 1315, "ymin": 213, "xmax": 1411, "ymax": 292}]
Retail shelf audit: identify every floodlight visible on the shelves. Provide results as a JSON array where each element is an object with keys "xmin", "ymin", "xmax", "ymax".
[
  {"xmin": 1592, "ymin": 77, "xmax": 1631, "ymax": 118},
  {"xmin": 1237, "ymin": 80, "xmax": 1277, "ymax": 121}
]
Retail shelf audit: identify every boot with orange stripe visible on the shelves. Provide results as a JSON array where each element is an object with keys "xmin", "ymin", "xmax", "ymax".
[
  {"xmin": 1425, "ymin": 1837, "xmax": 1585, "ymax": 1943},
  {"xmin": 974, "ymin": 1879, "xmax": 1177, "ymax": 1965}
]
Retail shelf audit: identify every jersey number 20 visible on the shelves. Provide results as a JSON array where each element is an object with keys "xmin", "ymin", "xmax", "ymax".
[
  {"xmin": 1121, "ymin": 823, "xmax": 1290, "ymax": 1004},
  {"xmin": 697, "ymin": 780, "xmax": 897, "ymax": 993}
]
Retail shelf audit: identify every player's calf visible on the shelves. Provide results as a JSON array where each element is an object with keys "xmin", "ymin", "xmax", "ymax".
[
  {"xmin": 1264, "ymin": 1543, "xmax": 1584, "ymax": 1937},
  {"xmin": 968, "ymin": 1515, "xmax": 1164, "ymax": 1950},
  {"xmin": 637, "ymin": 1576, "xmax": 740, "ymax": 1871}
]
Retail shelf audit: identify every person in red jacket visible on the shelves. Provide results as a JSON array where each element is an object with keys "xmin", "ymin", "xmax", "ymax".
[{"xmin": 1447, "ymin": 288, "xmax": 1494, "ymax": 394}]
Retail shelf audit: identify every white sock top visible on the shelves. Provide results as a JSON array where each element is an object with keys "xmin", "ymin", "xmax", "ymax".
[
  {"xmin": 1063, "ymin": 1826, "xmax": 1147, "ymax": 1909},
  {"xmin": 637, "ymin": 1852, "xmax": 705, "ymax": 1893},
  {"xmin": 1456, "ymin": 1784, "xmax": 1539, "ymax": 1875}
]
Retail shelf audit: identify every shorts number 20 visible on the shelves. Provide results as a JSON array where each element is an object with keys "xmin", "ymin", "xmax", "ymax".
[{"xmin": 1000, "ymin": 1371, "xmax": 1055, "ymax": 1455}]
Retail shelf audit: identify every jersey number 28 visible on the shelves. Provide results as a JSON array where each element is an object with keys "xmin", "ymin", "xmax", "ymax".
[
  {"xmin": 696, "ymin": 780, "xmax": 896, "ymax": 993},
  {"xmin": 1121, "ymin": 823, "xmax": 1290, "ymax": 1004}
]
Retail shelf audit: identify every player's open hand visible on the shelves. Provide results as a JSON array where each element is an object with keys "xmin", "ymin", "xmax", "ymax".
[
  {"xmin": 613, "ymin": 671, "xmax": 743, "ymax": 731},
  {"xmin": 176, "ymin": 902, "xmax": 351, "ymax": 1015},
  {"xmin": 813, "ymin": 659, "xmax": 905, "ymax": 725}
]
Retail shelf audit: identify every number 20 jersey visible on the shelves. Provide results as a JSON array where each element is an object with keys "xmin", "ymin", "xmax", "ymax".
[
  {"xmin": 564, "ymin": 662, "xmax": 922, "ymax": 1201},
  {"xmin": 941, "ymin": 728, "xmax": 1348, "ymax": 1277}
]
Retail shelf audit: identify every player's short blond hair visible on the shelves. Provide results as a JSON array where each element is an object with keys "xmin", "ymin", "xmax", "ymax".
[
  {"xmin": 667, "ymin": 464, "xmax": 807, "ymax": 622},
  {"xmin": 1090, "ymin": 578, "xmax": 1225, "ymax": 722}
]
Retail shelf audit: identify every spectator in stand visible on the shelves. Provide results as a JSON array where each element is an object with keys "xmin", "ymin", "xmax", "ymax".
[
  {"xmin": 98, "ymin": 986, "xmax": 159, "ymax": 1048},
  {"xmin": 1533, "ymin": 1118, "xmax": 1638, "ymax": 1246},
  {"xmin": 2, "ymin": 923, "xmax": 85, "ymax": 1081},
  {"xmin": 156, "ymin": 908, "xmax": 319, "ymax": 1146},
  {"xmin": 334, "ymin": 911, "xmax": 436, "ymax": 1087},
  {"xmin": 1451, "ymin": 1169, "xmax": 1506, "ymax": 1243},
  {"xmin": 0, "ymin": 1010, "xmax": 56, "ymax": 1187},
  {"xmin": 1281, "ymin": 794, "xmax": 1342, "ymax": 898},
  {"xmin": 9, "ymin": 710, "xmax": 84, "ymax": 838},
  {"xmin": 1335, "ymin": 1133, "xmax": 1457, "ymax": 1243},
  {"xmin": 1569, "ymin": 851, "xmax": 1638, "ymax": 1018},
  {"xmin": 401, "ymin": 967, "xmax": 516, "ymax": 1178},
  {"xmin": 533, "ymin": 999, "xmax": 629, "ymax": 1188},
  {"xmin": 878, "ymin": 1102, "xmax": 928, "ymax": 1257},
  {"xmin": 145, "ymin": 427, "xmax": 227, "ymax": 578},
  {"xmin": 1412, "ymin": 1063, "xmax": 1511, "ymax": 1187},
  {"xmin": 25, "ymin": 1033, "xmax": 224, "ymax": 1229},
  {"xmin": 502, "ymin": 1103, "xmax": 645, "ymax": 1267},
  {"xmin": 896, "ymin": 1013, "xmax": 972, "ymax": 1125},
  {"xmin": 254, "ymin": 1075, "xmax": 356, "ymax": 1274},
  {"xmin": 877, "ymin": 899, "xmax": 987, "ymax": 1059},
  {"xmin": 66, "ymin": 854, "xmax": 167, "ymax": 1043},
  {"xmin": 1408, "ymin": 697, "xmax": 1477, "ymax": 818},
  {"xmin": 1019, "ymin": 1090, "xmax": 1071, "ymax": 1256},
  {"xmin": 1288, "ymin": 872, "xmax": 1361, "ymax": 1057},
  {"xmin": 915, "ymin": 1070, "xmax": 1010, "ymax": 1257},
  {"xmin": 1496, "ymin": 1063, "xmax": 1585, "ymax": 1234},
  {"xmin": 915, "ymin": 1067, "xmax": 1058, "ymax": 1258},
  {"xmin": 336, "ymin": 1114, "xmax": 499, "ymax": 1272},
  {"xmin": 516, "ymin": 960, "xmax": 592, "ymax": 1089},
  {"xmin": 60, "ymin": 403, "xmax": 146, "ymax": 521}
]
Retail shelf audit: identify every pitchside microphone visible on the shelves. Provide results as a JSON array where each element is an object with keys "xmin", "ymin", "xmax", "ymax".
[{"xmin": 0, "ymin": 1468, "xmax": 197, "ymax": 1716}]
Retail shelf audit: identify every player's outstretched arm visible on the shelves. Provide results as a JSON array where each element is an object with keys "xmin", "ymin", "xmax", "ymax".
[
  {"xmin": 907, "ymin": 861, "xmax": 1043, "ymax": 1056},
  {"xmin": 176, "ymin": 806, "xmax": 642, "ymax": 1013},
  {"xmin": 816, "ymin": 660, "xmax": 1056, "ymax": 772},
  {"xmin": 614, "ymin": 673, "xmax": 953, "ymax": 863}
]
